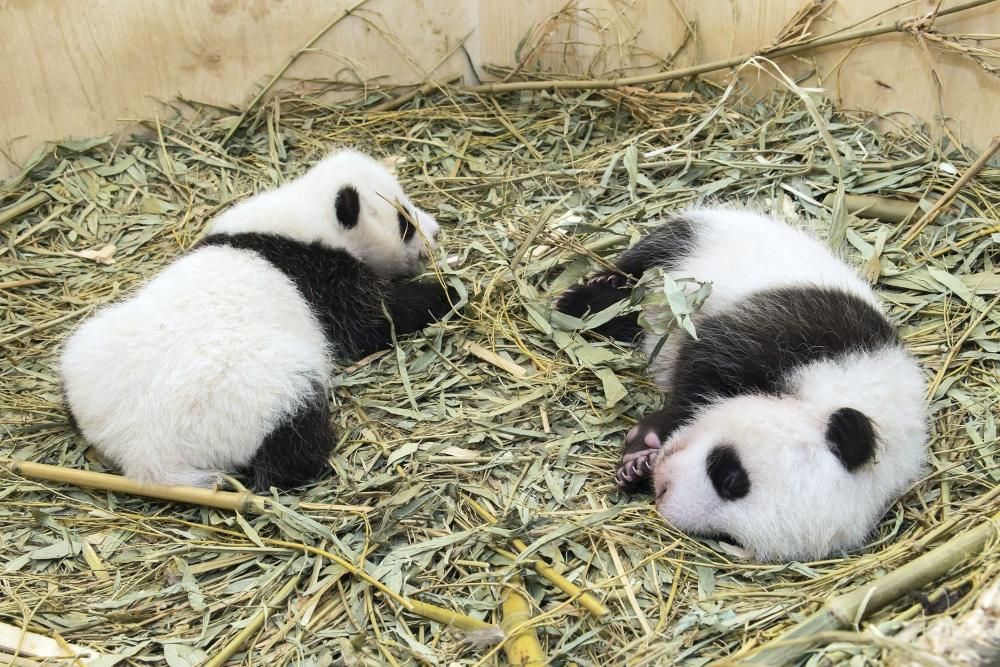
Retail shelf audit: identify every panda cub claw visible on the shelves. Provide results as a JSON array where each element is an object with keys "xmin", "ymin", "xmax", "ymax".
[
  {"xmin": 616, "ymin": 447, "xmax": 660, "ymax": 488},
  {"xmin": 587, "ymin": 271, "xmax": 630, "ymax": 288}
]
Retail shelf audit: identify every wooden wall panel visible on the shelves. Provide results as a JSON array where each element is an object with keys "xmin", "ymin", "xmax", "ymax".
[
  {"xmin": 0, "ymin": 0, "xmax": 996, "ymax": 177},
  {"xmin": 0, "ymin": 0, "xmax": 474, "ymax": 175}
]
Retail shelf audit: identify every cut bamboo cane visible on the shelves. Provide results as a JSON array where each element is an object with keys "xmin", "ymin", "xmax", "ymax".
[
  {"xmin": 407, "ymin": 600, "xmax": 495, "ymax": 631},
  {"xmin": 740, "ymin": 510, "xmax": 1000, "ymax": 666},
  {"xmin": 501, "ymin": 577, "xmax": 547, "ymax": 667},
  {"xmin": 822, "ymin": 193, "xmax": 921, "ymax": 223},
  {"xmin": 467, "ymin": 497, "xmax": 610, "ymax": 618},
  {"xmin": 2, "ymin": 459, "xmax": 273, "ymax": 514},
  {"xmin": 0, "ymin": 192, "xmax": 50, "ymax": 228}
]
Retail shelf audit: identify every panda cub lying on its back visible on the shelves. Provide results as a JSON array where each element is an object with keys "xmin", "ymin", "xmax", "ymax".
[
  {"xmin": 556, "ymin": 207, "xmax": 927, "ymax": 561},
  {"xmin": 61, "ymin": 150, "xmax": 456, "ymax": 491}
]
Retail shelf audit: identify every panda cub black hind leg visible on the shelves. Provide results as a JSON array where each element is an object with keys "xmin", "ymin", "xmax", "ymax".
[
  {"xmin": 556, "ymin": 217, "xmax": 696, "ymax": 343},
  {"xmin": 248, "ymin": 381, "xmax": 332, "ymax": 490}
]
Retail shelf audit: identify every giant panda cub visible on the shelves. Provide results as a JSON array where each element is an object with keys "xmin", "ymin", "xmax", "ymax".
[
  {"xmin": 61, "ymin": 150, "xmax": 456, "ymax": 491},
  {"xmin": 555, "ymin": 207, "xmax": 927, "ymax": 561}
]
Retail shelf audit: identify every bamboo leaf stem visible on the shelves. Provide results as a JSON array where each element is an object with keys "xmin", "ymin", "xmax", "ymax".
[
  {"xmin": 204, "ymin": 574, "xmax": 301, "ymax": 667},
  {"xmin": 220, "ymin": 0, "xmax": 372, "ymax": 145},
  {"xmin": 899, "ymin": 135, "xmax": 1000, "ymax": 247}
]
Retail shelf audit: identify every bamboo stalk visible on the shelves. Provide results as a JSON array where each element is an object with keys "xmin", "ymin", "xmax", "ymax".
[
  {"xmin": 741, "ymin": 510, "xmax": 1000, "ymax": 665},
  {"xmin": 264, "ymin": 545, "xmax": 495, "ymax": 632},
  {"xmin": 262, "ymin": 538, "xmax": 413, "ymax": 610},
  {"xmin": 899, "ymin": 135, "xmax": 1000, "ymax": 247},
  {"xmin": 924, "ymin": 295, "xmax": 1000, "ymax": 400},
  {"xmin": 509, "ymin": 194, "xmax": 572, "ymax": 269},
  {"xmin": 407, "ymin": 600, "xmax": 495, "ymax": 631},
  {"xmin": 5, "ymin": 459, "xmax": 496, "ymax": 633},
  {"xmin": 0, "ymin": 192, "xmax": 50, "ymax": 228},
  {"xmin": 371, "ymin": 75, "xmax": 463, "ymax": 113},
  {"xmin": 463, "ymin": 0, "xmax": 997, "ymax": 94},
  {"xmin": 930, "ymin": 222, "xmax": 1000, "ymax": 258},
  {"xmin": 822, "ymin": 193, "xmax": 921, "ymax": 223},
  {"xmin": 203, "ymin": 574, "xmax": 301, "ymax": 667},
  {"xmin": 2, "ymin": 459, "xmax": 273, "ymax": 514},
  {"xmin": 0, "ymin": 278, "xmax": 46, "ymax": 291},
  {"xmin": 500, "ymin": 577, "xmax": 547, "ymax": 667},
  {"xmin": 467, "ymin": 497, "xmax": 610, "ymax": 618},
  {"xmin": 0, "ymin": 307, "xmax": 93, "ymax": 347}
]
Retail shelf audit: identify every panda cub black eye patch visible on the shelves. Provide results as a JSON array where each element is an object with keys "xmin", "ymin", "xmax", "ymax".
[
  {"xmin": 706, "ymin": 444, "xmax": 750, "ymax": 501},
  {"xmin": 397, "ymin": 208, "xmax": 417, "ymax": 241},
  {"xmin": 335, "ymin": 186, "xmax": 361, "ymax": 228},
  {"xmin": 826, "ymin": 407, "xmax": 877, "ymax": 471}
]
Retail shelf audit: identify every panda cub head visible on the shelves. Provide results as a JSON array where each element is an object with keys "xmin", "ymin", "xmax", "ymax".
[
  {"xmin": 652, "ymin": 393, "xmax": 911, "ymax": 561},
  {"xmin": 209, "ymin": 149, "xmax": 440, "ymax": 277}
]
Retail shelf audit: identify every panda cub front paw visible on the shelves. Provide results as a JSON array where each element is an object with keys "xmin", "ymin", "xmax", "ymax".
[{"xmin": 616, "ymin": 409, "xmax": 673, "ymax": 493}]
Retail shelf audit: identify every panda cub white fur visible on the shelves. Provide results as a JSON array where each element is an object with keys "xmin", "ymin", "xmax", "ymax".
[
  {"xmin": 61, "ymin": 150, "xmax": 454, "ymax": 490},
  {"xmin": 556, "ymin": 207, "xmax": 927, "ymax": 561}
]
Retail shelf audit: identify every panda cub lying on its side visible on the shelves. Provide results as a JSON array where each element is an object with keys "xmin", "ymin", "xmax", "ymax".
[
  {"xmin": 556, "ymin": 207, "xmax": 927, "ymax": 561},
  {"xmin": 61, "ymin": 150, "xmax": 456, "ymax": 491}
]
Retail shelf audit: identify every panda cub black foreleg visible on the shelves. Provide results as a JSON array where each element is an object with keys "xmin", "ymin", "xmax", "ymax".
[
  {"xmin": 345, "ymin": 279, "xmax": 457, "ymax": 358},
  {"xmin": 555, "ymin": 282, "xmax": 640, "ymax": 341},
  {"xmin": 385, "ymin": 279, "xmax": 457, "ymax": 338}
]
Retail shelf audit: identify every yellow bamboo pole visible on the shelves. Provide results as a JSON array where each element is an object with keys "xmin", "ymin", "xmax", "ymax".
[
  {"xmin": 501, "ymin": 577, "xmax": 547, "ymax": 667},
  {"xmin": 740, "ymin": 510, "xmax": 1000, "ymax": 665},
  {"xmin": 408, "ymin": 600, "xmax": 495, "ymax": 631},
  {"xmin": 467, "ymin": 497, "xmax": 610, "ymax": 618},
  {"xmin": 3, "ymin": 459, "xmax": 498, "ymax": 633},
  {"xmin": 203, "ymin": 574, "xmax": 302, "ymax": 667},
  {"xmin": 2, "ymin": 459, "xmax": 272, "ymax": 514}
]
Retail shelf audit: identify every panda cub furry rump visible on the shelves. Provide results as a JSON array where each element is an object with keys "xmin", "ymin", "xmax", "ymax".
[
  {"xmin": 61, "ymin": 150, "xmax": 455, "ymax": 491},
  {"xmin": 556, "ymin": 208, "xmax": 927, "ymax": 561}
]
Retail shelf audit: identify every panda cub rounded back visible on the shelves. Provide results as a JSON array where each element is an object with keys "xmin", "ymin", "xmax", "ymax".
[{"xmin": 60, "ymin": 149, "xmax": 455, "ymax": 491}]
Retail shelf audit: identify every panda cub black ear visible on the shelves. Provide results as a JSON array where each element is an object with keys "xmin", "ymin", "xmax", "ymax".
[
  {"xmin": 707, "ymin": 445, "xmax": 750, "ymax": 501},
  {"xmin": 826, "ymin": 407, "xmax": 877, "ymax": 472},
  {"xmin": 335, "ymin": 186, "xmax": 361, "ymax": 228}
]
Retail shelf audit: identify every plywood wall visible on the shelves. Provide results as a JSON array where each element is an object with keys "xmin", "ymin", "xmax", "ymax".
[{"xmin": 1, "ymin": 0, "xmax": 996, "ymax": 177}]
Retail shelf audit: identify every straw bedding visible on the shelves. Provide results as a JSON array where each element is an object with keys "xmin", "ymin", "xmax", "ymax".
[{"xmin": 1, "ymin": 80, "xmax": 998, "ymax": 665}]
